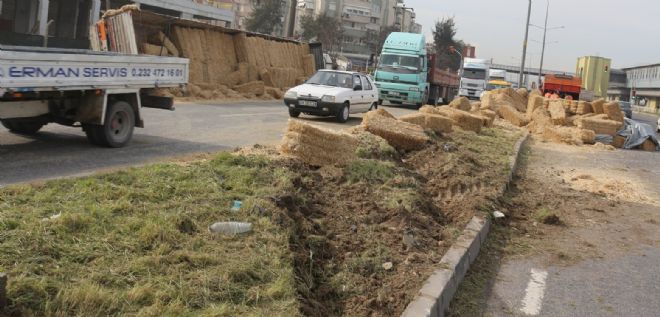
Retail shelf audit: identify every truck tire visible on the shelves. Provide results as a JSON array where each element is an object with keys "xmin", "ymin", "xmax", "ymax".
[
  {"xmin": 84, "ymin": 101, "xmax": 135, "ymax": 148},
  {"xmin": 1, "ymin": 120, "xmax": 45, "ymax": 135},
  {"xmin": 336, "ymin": 103, "xmax": 350, "ymax": 123}
]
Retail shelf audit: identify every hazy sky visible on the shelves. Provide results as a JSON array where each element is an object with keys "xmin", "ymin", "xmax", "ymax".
[{"xmin": 406, "ymin": 0, "xmax": 659, "ymax": 72}]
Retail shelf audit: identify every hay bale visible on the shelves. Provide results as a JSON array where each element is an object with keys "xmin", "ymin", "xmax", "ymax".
[
  {"xmin": 481, "ymin": 92, "xmax": 525, "ymax": 113},
  {"xmin": 302, "ymin": 54, "xmax": 316, "ymax": 77},
  {"xmin": 565, "ymin": 115, "xmax": 580, "ymax": 127},
  {"xmin": 362, "ymin": 109, "xmax": 429, "ymax": 151},
  {"xmin": 577, "ymin": 117, "xmax": 623, "ymax": 136},
  {"xmin": 434, "ymin": 106, "xmax": 484, "ymax": 133},
  {"xmin": 529, "ymin": 89, "xmax": 542, "ymax": 97},
  {"xmin": 527, "ymin": 95, "xmax": 545, "ymax": 116},
  {"xmin": 449, "ymin": 97, "xmax": 472, "ymax": 111},
  {"xmin": 604, "ymin": 102, "xmax": 624, "ymax": 122},
  {"xmin": 265, "ymin": 87, "xmax": 283, "ymax": 99},
  {"xmin": 154, "ymin": 31, "xmax": 179, "ymax": 57},
  {"xmin": 419, "ymin": 105, "xmax": 438, "ymax": 114},
  {"xmin": 479, "ymin": 109, "xmax": 497, "ymax": 126},
  {"xmin": 612, "ymin": 135, "xmax": 625, "ymax": 148},
  {"xmin": 516, "ymin": 88, "xmax": 529, "ymax": 100},
  {"xmin": 279, "ymin": 120, "xmax": 358, "ymax": 166},
  {"xmin": 141, "ymin": 43, "xmax": 168, "ymax": 56},
  {"xmin": 400, "ymin": 113, "xmax": 454, "ymax": 134},
  {"xmin": 237, "ymin": 63, "xmax": 250, "ymax": 85},
  {"xmin": 493, "ymin": 87, "xmax": 527, "ymax": 112},
  {"xmin": 548, "ymin": 100, "xmax": 567, "ymax": 125},
  {"xmin": 542, "ymin": 126, "xmax": 593, "ymax": 145},
  {"xmin": 568, "ymin": 100, "xmax": 578, "ymax": 114},
  {"xmin": 591, "ymin": 99, "xmax": 605, "ymax": 114},
  {"xmin": 639, "ymin": 139, "xmax": 658, "ymax": 151},
  {"xmin": 578, "ymin": 129, "xmax": 596, "ymax": 144},
  {"xmin": 527, "ymin": 108, "xmax": 553, "ymax": 134},
  {"xmin": 234, "ymin": 81, "xmax": 265, "ymax": 96},
  {"xmin": 496, "ymin": 103, "xmax": 529, "ymax": 127},
  {"xmin": 470, "ymin": 102, "xmax": 481, "ymax": 112},
  {"xmin": 576, "ymin": 101, "xmax": 592, "ymax": 115}
]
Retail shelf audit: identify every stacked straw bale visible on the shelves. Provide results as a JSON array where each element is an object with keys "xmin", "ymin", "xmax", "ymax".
[
  {"xmin": 279, "ymin": 120, "xmax": 358, "ymax": 166},
  {"xmin": 399, "ymin": 113, "xmax": 454, "ymax": 134},
  {"xmin": 362, "ymin": 109, "xmax": 429, "ymax": 151},
  {"xmin": 433, "ymin": 106, "xmax": 484, "ymax": 133},
  {"xmin": 449, "ymin": 97, "xmax": 472, "ymax": 111}
]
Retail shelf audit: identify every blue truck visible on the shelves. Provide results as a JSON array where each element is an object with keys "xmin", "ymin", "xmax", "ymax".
[{"xmin": 374, "ymin": 32, "xmax": 458, "ymax": 107}]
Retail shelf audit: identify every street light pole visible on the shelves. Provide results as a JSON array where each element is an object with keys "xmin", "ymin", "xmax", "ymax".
[
  {"xmin": 538, "ymin": 0, "xmax": 549, "ymax": 88},
  {"xmin": 519, "ymin": 0, "xmax": 532, "ymax": 88}
]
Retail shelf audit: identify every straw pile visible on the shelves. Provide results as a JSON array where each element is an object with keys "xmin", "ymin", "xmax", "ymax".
[
  {"xmin": 548, "ymin": 100, "xmax": 567, "ymax": 125},
  {"xmin": 603, "ymin": 102, "xmax": 624, "ymax": 122},
  {"xmin": 576, "ymin": 117, "xmax": 623, "ymax": 136},
  {"xmin": 432, "ymin": 106, "xmax": 484, "ymax": 133},
  {"xmin": 449, "ymin": 97, "xmax": 472, "ymax": 111},
  {"xmin": 640, "ymin": 139, "xmax": 658, "ymax": 151},
  {"xmin": 527, "ymin": 95, "xmax": 544, "ymax": 115},
  {"xmin": 279, "ymin": 120, "xmax": 358, "ymax": 166},
  {"xmin": 542, "ymin": 126, "xmax": 595, "ymax": 145},
  {"xmin": 591, "ymin": 99, "xmax": 605, "ymax": 114},
  {"xmin": 399, "ymin": 113, "xmax": 454, "ymax": 134},
  {"xmin": 576, "ymin": 101, "xmax": 592, "ymax": 115},
  {"xmin": 362, "ymin": 109, "xmax": 429, "ymax": 151},
  {"xmin": 479, "ymin": 109, "xmax": 497, "ymax": 127},
  {"xmin": 496, "ymin": 103, "xmax": 529, "ymax": 127},
  {"xmin": 234, "ymin": 81, "xmax": 265, "ymax": 96},
  {"xmin": 612, "ymin": 135, "xmax": 626, "ymax": 148}
]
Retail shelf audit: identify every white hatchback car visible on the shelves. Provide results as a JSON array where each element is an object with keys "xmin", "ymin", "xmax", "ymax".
[{"xmin": 284, "ymin": 70, "xmax": 379, "ymax": 123}]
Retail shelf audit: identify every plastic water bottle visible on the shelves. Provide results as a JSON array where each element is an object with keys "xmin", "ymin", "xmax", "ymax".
[{"xmin": 208, "ymin": 222, "xmax": 252, "ymax": 235}]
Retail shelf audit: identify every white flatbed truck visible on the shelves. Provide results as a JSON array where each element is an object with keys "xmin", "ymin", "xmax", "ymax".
[
  {"xmin": 0, "ymin": 46, "xmax": 188, "ymax": 147},
  {"xmin": 0, "ymin": 0, "xmax": 189, "ymax": 147}
]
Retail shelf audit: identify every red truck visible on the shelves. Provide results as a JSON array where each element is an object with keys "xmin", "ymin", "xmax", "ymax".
[
  {"xmin": 427, "ymin": 55, "xmax": 459, "ymax": 105},
  {"xmin": 542, "ymin": 74, "xmax": 582, "ymax": 99}
]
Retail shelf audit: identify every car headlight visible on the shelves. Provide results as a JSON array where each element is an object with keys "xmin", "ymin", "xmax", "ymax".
[
  {"xmin": 409, "ymin": 87, "xmax": 420, "ymax": 92},
  {"xmin": 284, "ymin": 91, "xmax": 297, "ymax": 99},
  {"xmin": 321, "ymin": 95, "xmax": 336, "ymax": 102}
]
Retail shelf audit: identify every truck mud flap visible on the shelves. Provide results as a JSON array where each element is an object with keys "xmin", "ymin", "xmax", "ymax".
[{"xmin": 140, "ymin": 95, "xmax": 175, "ymax": 111}]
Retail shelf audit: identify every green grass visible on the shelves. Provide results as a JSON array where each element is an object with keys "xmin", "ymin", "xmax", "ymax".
[
  {"xmin": 345, "ymin": 159, "xmax": 396, "ymax": 184},
  {"xmin": 533, "ymin": 207, "xmax": 561, "ymax": 225},
  {"xmin": 0, "ymin": 153, "xmax": 300, "ymax": 317}
]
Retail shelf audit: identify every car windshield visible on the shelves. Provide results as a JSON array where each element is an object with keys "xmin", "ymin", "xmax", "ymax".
[
  {"xmin": 463, "ymin": 68, "xmax": 487, "ymax": 80},
  {"xmin": 306, "ymin": 71, "xmax": 354, "ymax": 88}
]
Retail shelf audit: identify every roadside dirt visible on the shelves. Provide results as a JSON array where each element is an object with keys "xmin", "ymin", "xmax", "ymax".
[
  {"xmin": 448, "ymin": 139, "xmax": 660, "ymax": 316},
  {"xmin": 269, "ymin": 126, "xmax": 520, "ymax": 316}
]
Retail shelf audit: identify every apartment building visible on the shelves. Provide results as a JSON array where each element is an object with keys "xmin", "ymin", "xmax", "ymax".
[{"xmin": 233, "ymin": 0, "xmax": 296, "ymax": 37}]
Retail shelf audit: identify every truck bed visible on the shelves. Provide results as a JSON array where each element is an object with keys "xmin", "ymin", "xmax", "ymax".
[
  {"xmin": 429, "ymin": 68, "xmax": 459, "ymax": 87},
  {"xmin": 0, "ymin": 45, "xmax": 189, "ymax": 94}
]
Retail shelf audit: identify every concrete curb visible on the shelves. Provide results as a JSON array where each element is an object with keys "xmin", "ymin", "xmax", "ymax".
[{"xmin": 401, "ymin": 131, "xmax": 530, "ymax": 317}]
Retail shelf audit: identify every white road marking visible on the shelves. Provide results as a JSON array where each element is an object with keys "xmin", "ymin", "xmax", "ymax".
[{"xmin": 520, "ymin": 268, "xmax": 549, "ymax": 316}]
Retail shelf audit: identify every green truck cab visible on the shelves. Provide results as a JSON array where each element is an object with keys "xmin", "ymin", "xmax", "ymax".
[{"xmin": 374, "ymin": 32, "xmax": 457, "ymax": 107}]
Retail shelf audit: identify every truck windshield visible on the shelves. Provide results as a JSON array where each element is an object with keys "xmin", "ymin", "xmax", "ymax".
[
  {"xmin": 306, "ymin": 71, "xmax": 354, "ymax": 88},
  {"xmin": 463, "ymin": 68, "xmax": 487, "ymax": 80},
  {"xmin": 378, "ymin": 54, "xmax": 422, "ymax": 74}
]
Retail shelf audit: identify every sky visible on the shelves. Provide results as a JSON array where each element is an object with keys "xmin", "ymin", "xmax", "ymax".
[{"xmin": 405, "ymin": 0, "xmax": 659, "ymax": 72}]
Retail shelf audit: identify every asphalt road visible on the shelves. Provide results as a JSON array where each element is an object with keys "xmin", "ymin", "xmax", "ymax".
[
  {"xmin": 483, "ymin": 142, "xmax": 660, "ymax": 317},
  {"xmin": 0, "ymin": 100, "xmax": 416, "ymax": 186}
]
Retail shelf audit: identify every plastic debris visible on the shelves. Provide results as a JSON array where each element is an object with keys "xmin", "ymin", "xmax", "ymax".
[
  {"xmin": 231, "ymin": 200, "xmax": 242, "ymax": 212},
  {"xmin": 382, "ymin": 262, "xmax": 393, "ymax": 271},
  {"xmin": 41, "ymin": 212, "xmax": 62, "ymax": 221},
  {"xmin": 208, "ymin": 222, "xmax": 252, "ymax": 235},
  {"xmin": 493, "ymin": 210, "xmax": 506, "ymax": 219}
]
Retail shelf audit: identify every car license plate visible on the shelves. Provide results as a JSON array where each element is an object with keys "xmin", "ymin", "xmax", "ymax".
[
  {"xmin": 389, "ymin": 92, "xmax": 400, "ymax": 96},
  {"xmin": 299, "ymin": 100, "xmax": 317, "ymax": 107}
]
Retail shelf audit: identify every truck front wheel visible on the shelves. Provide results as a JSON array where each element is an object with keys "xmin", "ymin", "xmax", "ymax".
[
  {"xmin": 84, "ymin": 101, "xmax": 135, "ymax": 148},
  {"xmin": 1, "ymin": 120, "xmax": 45, "ymax": 135}
]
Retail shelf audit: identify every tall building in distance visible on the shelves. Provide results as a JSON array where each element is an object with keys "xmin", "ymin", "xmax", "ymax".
[{"xmin": 233, "ymin": 0, "xmax": 296, "ymax": 37}]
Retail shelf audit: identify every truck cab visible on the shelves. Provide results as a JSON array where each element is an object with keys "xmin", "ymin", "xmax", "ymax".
[
  {"xmin": 374, "ymin": 32, "xmax": 429, "ymax": 107},
  {"xmin": 459, "ymin": 58, "xmax": 490, "ymax": 100}
]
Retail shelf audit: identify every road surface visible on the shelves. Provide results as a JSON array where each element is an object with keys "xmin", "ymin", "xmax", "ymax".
[
  {"xmin": 0, "ymin": 100, "xmax": 415, "ymax": 186},
  {"xmin": 451, "ymin": 140, "xmax": 660, "ymax": 316}
]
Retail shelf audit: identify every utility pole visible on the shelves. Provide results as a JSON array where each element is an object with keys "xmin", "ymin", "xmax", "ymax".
[
  {"xmin": 519, "ymin": 0, "xmax": 532, "ymax": 88},
  {"xmin": 538, "ymin": 0, "xmax": 549, "ymax": 88}
]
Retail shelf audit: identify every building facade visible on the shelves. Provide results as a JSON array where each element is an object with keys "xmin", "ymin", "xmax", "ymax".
[
  {"xmin": 623, "ymin": 63, "xmax": 660, "ymax": 112},
  {"xmin": 576, "ymin": 56, "xmax": 611, "ymax": 99}
]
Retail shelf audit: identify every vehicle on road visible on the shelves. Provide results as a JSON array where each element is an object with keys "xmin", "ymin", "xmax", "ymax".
[
  {"xmin": 284, "ymin": 70, "xmax": 379, "ymax": 123},
  {"xmin": 459, "ymin": 58, "xmax": 490, "ymax": 100},
  {"xmin": 0, "ymin": 1, "xmax": 189, "ymax": 148},
  {"xmin": 373, "ymin": 32, "xmax": 458, "ymax": 107},
  {"xmin": 619, "ymin": 101, "xmax": 633, "ymax": 119},
  {"xmin": 487, "ymin": 69, "xmax": 512, "ymax": 90},
  {"xmin": 542, "ymin": 74, "xmax": 581, "ymax": 100}
]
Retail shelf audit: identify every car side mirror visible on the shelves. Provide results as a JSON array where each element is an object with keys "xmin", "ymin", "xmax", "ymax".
[{"xmin": 354, "ymin": 85, "xmax": 363, "ymax": 91}]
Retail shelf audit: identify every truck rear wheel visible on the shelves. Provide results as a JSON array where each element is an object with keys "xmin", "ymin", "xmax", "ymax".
[
  {"xmin": 1, "ymin": 120, "xmax": 45, "ymax": 135},
  {"xmin": 84, "ymin": 101, "xmax": 135, "ymax": 148}
]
